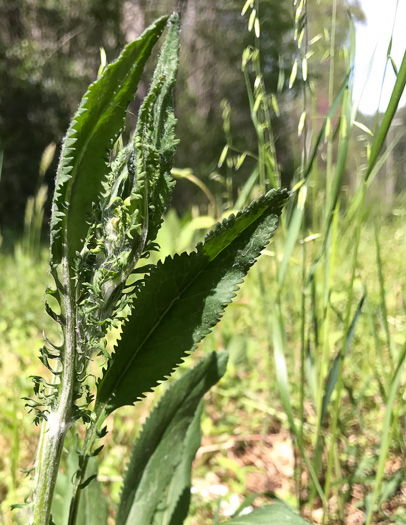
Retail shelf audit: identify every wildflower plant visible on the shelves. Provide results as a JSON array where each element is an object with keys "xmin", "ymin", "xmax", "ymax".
[{"xmin": 17, "ymin": 13, "xmax": 308, "ymax": 525}]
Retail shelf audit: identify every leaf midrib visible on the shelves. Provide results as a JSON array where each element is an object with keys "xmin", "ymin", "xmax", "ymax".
[
  {"xmin": 100, "ymin": 252, "xmax": 204, "ymax": 411},
  {"xmin": 99, "ymin": 203, "xmax": 272, "ymax": 411}
]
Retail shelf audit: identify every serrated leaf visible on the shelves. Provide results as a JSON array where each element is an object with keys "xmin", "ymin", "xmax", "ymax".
[
  {"xmin": 89, "ymin": 13, "xmax": 180, "ymax": 303},
  {"xmin": 49, "ymin": 16, "xmax": 168, "ymax": 268},
  {"xmin": 136, "ymin": 13, "xmax": 180, "ymax": 252},
  {"xmin": 96, "ymin": 188, "xmax": 288, "ymax": 414},
  {"xmin": 148, "ymin": 13, "xmax": 179, "ymax": 154},
  {"xmin": 226, "ymin": 504, "xmax": 309, "ymax": 524},
  {"xmin": 116, "ymin": 351, "xmax": 228, "ymax": 525}
]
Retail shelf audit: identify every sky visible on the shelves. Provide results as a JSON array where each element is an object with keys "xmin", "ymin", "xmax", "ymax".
[{"xmin": 353, "ymin": 0, "xmax": 406, "ymax": 115}]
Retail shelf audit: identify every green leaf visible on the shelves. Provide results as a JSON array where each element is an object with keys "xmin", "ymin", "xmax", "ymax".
[
  {"xmin": 116, "ymin": 351, "xmax": 228, "ymax": 525},
  {"xmin": 96, "ymin": 188, "xmax": 288, "ymax": 414},
  {"xmin": 94, "ymin": 13, "xmax": 180, "ymax": 299},
  {"xmin": 366, "ymin": 51, "xmax": 406, "ymax": 182},
  {"xmin": 271, "ymin": 306, "xmax": 326, "ymax": 505},
  {"xmin": 77, "ymin": 458, "xmax": 108, "ymax": 525},
  {"xmin": 365, "ymin": 345, "xmax": 406, "ymax": 525},
  {"xmin": 52, "ymin": 446, "xmax": 79, "ymax": 525},
  {"xmin": 135, "ymin": 12, "xmax": 180, "ymax": 253},
  {"xmin": 52, "ymin": 449, "xmax": 108, "ymax": 525},
  {"xmin": 321, "ymin": 292, "xmax": 366, "ymax": 421},
  {"xmin": 83, "ymin": 12, "xmax": 180, "ymax": 310},
  {"xmin": 225, "ymin": 504, "xmax": 310, "ymax": 524},
  {"xmin": 232, "ymin": 493, "xmax": 262, "ymax": 518},
  {"xmin": 49, "ymin": 15, "xmax": 168, "ymax": 268},
  {"xmin": 148, "ymin": 13, "xmax": 179, "ymax": 154}
]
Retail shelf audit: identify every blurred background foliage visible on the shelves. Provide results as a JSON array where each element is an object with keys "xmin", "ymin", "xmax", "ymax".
[
  {"xmin": 3, "ymin": 1, "xmax": 406, "ymax": 524},
  {"xmin": 0, "ymin": 0, "xmax": 364, "ymax": 233}
]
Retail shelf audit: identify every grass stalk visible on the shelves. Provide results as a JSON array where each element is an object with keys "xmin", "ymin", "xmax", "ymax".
[
  {"xmin": 366, "ymin": 51, "xmax": 406, "ymax": 183},
  {"xmin": 365, "ymin": 345, "xmax": 406, "ymax": 525},
  {"xmin": 373, "ymin": 219, "xmax": 394, "ymax": 368},
  {"xmin": 322, "ymin": 179, "xmax": 365, "ymax": 516},
  {"xmin": 325, "ymin": 0, "xmax": 337, "ymax": 210}
]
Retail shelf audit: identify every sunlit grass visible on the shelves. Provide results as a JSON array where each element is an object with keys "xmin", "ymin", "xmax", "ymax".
[
  {"xmin": 1, "ymin": 206, "xmax": 405, "ymax": 523},
  {"xmin": 1, "ymin": 0, "xmax": 406, "ymax": 523}
]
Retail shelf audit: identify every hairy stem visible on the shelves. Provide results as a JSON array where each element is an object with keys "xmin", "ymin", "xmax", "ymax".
[{"xmin": 32, "ymin": 258, "xmax": 77, "ymax": 525}]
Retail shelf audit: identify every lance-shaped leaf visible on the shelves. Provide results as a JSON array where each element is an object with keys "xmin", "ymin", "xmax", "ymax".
[
  {"xmin": 321, "ymin": 292, "xmax": 366, "ymax": 421},
  {"xmin": 81, "ymin": 17, "xmax": 180, "ymax": 311},
  {"xmin": 116, "ymin": 351, "xmax": 228, "ymax": 525},
  {"xmin": 96, "ymin": 13, "xmax": 180, "ymax": 301},
  {"xmin": 134, "ymin": 12, "xmax": 180, "ymax": 253},
  {"xmin": 49, "ymin": 15, "xmax": 168, "ymax": 268},
  {"xmin": 96, "ymin": 188, "xmax": 288, "ymax": 414},
  {"xmin": 225, "ymin": 504, "xmax": 310, "ymax": 524}
]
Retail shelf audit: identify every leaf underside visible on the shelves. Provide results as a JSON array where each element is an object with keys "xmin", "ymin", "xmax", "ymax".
[
  {"xmin": 116, "ymin": 351, "xmax": 228, "ymax": 525},
  {"xmin": 96, "ymin": 188, "xmax": 288, "ymax": 414}
]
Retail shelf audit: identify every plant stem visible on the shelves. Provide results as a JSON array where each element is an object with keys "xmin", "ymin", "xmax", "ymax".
[
  {"xmin": 32, "ymin": 259, "xmax": 77, "ymax": 525},
  {"xmin": 67, "ymin": 405, "xmax": 107, "ymax": 525},
  {"xmin": 32, "ymin": 415, "xmax": 70, "ymax": 525}
]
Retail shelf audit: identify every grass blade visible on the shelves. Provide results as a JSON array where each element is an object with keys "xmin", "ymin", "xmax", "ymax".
[
  {"xmin": 321, "ymin": 292, "xmax": 366, "ymax": 421},
  {"xmin": 365, "ymin": 51, "xmax": 406, "ymax": 183},
  {"xmin": 271, "ymin": 307, "xmax": 326, "ymax": 505},
  {"xmin": 365, "ymin": 345, "xmax": 406, "ymax": 525}
]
